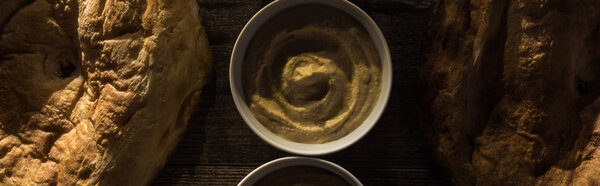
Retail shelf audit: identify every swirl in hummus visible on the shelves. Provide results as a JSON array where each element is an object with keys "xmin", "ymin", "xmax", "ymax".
[{"xmin": 243, "ymin": 4, "xmax": 381, "ymax": 143}]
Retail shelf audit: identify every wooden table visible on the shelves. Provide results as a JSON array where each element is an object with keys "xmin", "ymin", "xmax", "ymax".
[{"xmin": 152, "ymin": 0, "xmax": 443, "ymax": 185}]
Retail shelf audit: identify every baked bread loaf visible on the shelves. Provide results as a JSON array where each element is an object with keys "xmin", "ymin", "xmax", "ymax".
[
  {"xmin": 0, "ymin": 0, "xmax": 211, "ymax": 185},
  {"xmin": 420, "ymin": 0, "xmax": 600, "ymax": 185}
]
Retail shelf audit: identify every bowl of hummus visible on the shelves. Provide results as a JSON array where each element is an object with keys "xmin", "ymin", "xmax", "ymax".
[
  {"xmin": 238, "ymin": 157, "xmax": 362, "ymax": 186},
  {"xmin": 230, "ymin": 0, "xmax": 391, "ymax": 155}
]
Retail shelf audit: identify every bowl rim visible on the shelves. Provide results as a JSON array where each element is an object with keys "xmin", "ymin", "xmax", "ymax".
[
  {"xmin": 237, "ymin": 156, "xmax": 363, "ymax": 186},
  {"xmin": 229, "ymin": 0, "xmax": 392, "ymax": 155}
]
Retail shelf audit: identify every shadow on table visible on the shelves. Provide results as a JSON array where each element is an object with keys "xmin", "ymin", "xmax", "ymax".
[{"xmin": 151, "ymin": 71, "xmax": 217, "ymax": 185}]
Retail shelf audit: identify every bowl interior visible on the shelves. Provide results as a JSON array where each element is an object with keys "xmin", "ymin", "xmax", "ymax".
[
  {"xmin": 237, "ymin": 157, "xmax": 362, "ymax": 186},
  {"xmin": 229, "ymin": 0, "xmax": 392, "ymax": 155}
]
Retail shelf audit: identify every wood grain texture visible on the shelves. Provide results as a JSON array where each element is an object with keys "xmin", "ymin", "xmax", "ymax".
[{"xmin": 152, "ymin": 0, "xmax": 443, "ymax": 185}]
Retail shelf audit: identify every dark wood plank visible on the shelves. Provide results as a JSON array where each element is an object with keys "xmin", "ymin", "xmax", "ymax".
[
  {"xmin": 153, "ymin": 0, "xmax": 443, "ymax": 185},
  {"xmin": 154, "ymin": 166, "xmax": 441, "ymax": 186}
]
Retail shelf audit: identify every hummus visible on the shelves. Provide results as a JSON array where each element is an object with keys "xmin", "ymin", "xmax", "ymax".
[
  {"xmin": 243, "ymin": 4, "xmax": 381, "ymax": 143},
  {"xmin": 254, "ymin": 166, "xmax": 350, "ymax": 186}
]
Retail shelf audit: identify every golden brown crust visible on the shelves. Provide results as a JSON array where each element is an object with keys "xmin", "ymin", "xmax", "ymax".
[
  {"xmin": 0, "ymin": 0, "xmax": 211, "ymax": 185},
  {"xmin": 421, "ymin": 0, "xmax": 600, "ymax": 185}
]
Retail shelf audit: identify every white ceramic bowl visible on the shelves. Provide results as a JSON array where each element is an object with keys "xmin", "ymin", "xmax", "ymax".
[
  {"xmin": 238, "ymin": 157, "xmax": 362, "ymax": 186},
  {"xmin": 230, "ymin": 0, "xmax": 392, "ymax": 155}
]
